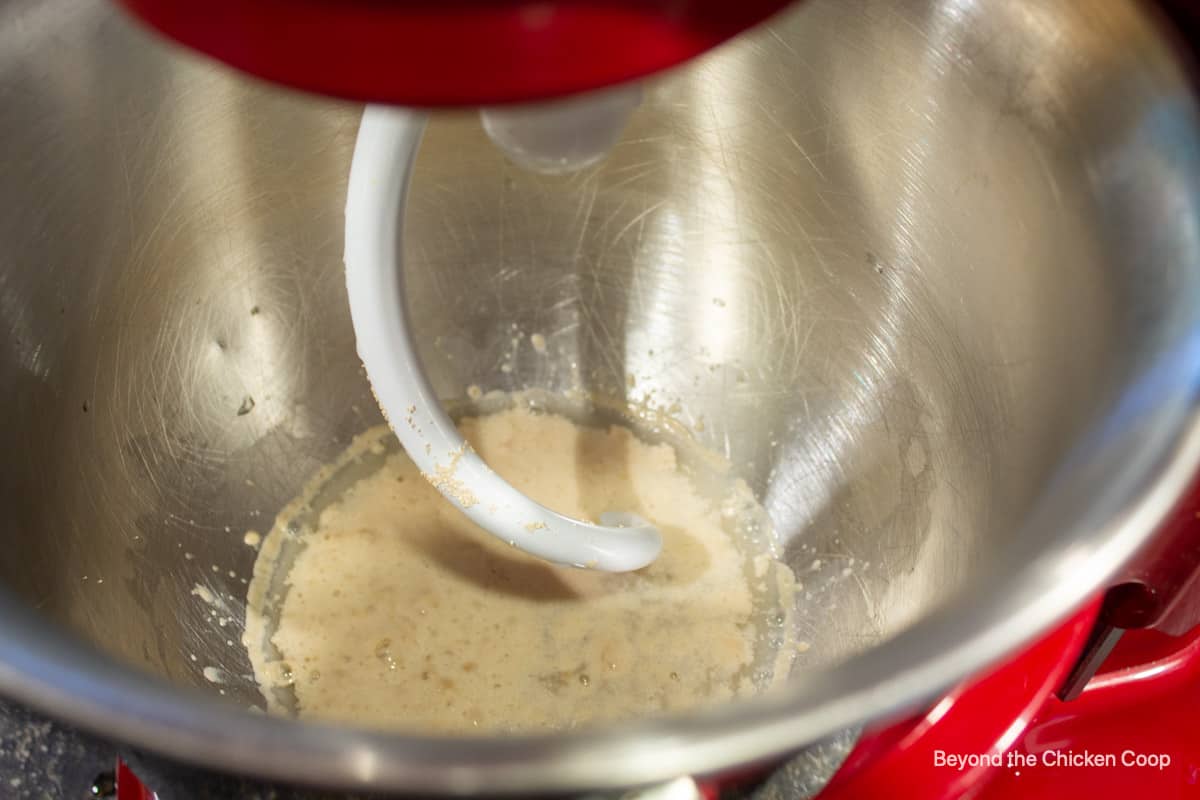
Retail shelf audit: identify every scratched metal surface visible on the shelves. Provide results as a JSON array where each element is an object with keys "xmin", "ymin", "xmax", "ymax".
[
  {"xmin": 1, "ymin": 0, "xmax": 1200, "ymax": 793},
  {"xmin": 403, "ymin": 42, "xmax": 1117, "ymax": 672},
  {"xmin": 0, "ymin": 0, "xmax": 366, "ymax": 700}
]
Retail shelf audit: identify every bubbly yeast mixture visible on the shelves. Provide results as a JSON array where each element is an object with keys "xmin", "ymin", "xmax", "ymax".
[{"xmin": 244, "ymin": 406, "xmax": 793, "ymax": 733}]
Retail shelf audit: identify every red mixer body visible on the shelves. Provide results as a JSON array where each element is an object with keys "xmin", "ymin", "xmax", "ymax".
[
  {"xmin": 116, "ymin": 0, "xmax": 793, "ymax": 106},
  {"xmin": 812, "ymin": 603, "xmax": 1200, "ymax": 799}
]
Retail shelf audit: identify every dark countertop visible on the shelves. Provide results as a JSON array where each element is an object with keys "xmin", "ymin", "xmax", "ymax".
[{"xmin": 0, "ymin": 698, "xmax": 117, "ymax": 799}]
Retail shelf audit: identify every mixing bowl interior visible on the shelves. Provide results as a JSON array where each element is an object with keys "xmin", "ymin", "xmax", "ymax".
[{"xmin": 2, "ymin": 0, "xmax": 1200, "ymax": 790}]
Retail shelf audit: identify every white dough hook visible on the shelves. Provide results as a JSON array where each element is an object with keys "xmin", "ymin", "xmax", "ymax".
[{"xmin": 343, "ymin": 105, "xmax": 662, "ymax": 573}]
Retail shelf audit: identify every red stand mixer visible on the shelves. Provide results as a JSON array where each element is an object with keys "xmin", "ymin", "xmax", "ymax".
[{"xmin": 113, "ymin": 1, "xmax": 1200, "ymax": 797}]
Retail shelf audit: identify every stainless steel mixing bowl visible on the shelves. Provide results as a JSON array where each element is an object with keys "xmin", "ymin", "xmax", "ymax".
[{"xmin": 2, "ymin": 0, "xmax": 1200, "ymax": 794}]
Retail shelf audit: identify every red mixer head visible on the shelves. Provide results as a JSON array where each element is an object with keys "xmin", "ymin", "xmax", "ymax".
[{"xmin": 116, "ymin": 0, "xmax": 794, "ymax": 106}]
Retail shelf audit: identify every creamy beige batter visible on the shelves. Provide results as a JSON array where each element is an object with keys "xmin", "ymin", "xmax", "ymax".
[{"xmin": 244, "ymin": 405, "xmax": 793, "ymax": 734}]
